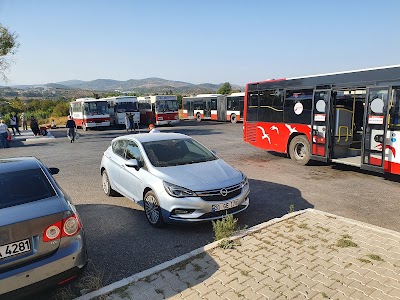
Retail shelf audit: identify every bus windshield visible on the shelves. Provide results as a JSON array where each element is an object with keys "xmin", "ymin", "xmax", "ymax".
[
  {"xmin": 116, "ymin": 102, "xmax": 138, "ymax": 113},
  {"xmin": 84, "ymin": 101, "xmax": 108, "ymax": 116},
  {"xmin": 156, "ymin": 100, "xmax": 178, "ymax": 112}
]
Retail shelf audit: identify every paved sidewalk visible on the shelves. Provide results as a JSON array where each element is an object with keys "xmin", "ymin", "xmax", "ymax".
[
  {"xmin": 76, "ymin": 209, "xmax": 400, "ymax": 300},
  {"xmin": 10, "ymin": 129, "xmax": 55, "ymax": 143}
]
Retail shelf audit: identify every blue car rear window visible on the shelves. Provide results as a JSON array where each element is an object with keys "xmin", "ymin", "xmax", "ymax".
[{"xmin": 0, "ymin": 168, "xmax": 56, "ymax": 209}]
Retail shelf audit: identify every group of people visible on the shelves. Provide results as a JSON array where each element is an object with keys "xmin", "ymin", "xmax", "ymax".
[
  {"xmin": 125, "ymin": 113, "xmax": 136, "ymax": 132},
  {"xmin": 0, "ymin": 113, "xmax": 43, "ymax": 148}
]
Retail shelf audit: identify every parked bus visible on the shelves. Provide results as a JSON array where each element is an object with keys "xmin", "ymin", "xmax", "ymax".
[
  {"xmin": 137, "ymin": 95, "xmax": 179, "ymax": 125},
  {"xmin": 101, "ymin": 96, "xmax": 140, "ymax": 127},
  {"xmin": 70, "ymin": 98, "xmax": 110, "ymax": 131},
  {"xmin": 226, "ymin": 92, "xmax": 245, "ymax": 123},
  {"xmin": 182, "ymin": 93, "xmax": 244, "ymax": 123},
  {"xmin": 243, "ymin": 65, "xmax": 400, "ymax": 175}
]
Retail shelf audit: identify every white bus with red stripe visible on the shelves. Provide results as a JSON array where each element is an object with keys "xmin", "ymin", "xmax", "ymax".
[
  {"xmin": 182, "ymin": 93, "xmax": 244, "ymax": 123},
  {"xmin": 70, "ymin": 98, "xmax": 111, "ymax": 131},
  {"xmin": 137, "ymin": 95, "xmax": 179, "ymax": 125},
  {"xmin": 243, "ymin": 65, "xmax": 400, "ymax": 175}
]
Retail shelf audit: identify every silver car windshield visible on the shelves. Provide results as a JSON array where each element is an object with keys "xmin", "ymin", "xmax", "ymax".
[
  {"xmin": 142, "ymin": 138, "xmax": 217, "ymax": 167},
  {"xmin": 0, "ymin": 169, "xmax": 56, "ymax": 209}
]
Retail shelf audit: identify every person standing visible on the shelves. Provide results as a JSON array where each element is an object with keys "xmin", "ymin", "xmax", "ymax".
[
  {"xmin": 125, "ymin": 113, "xmax": 130, "ymax": 132},
  {"xmin": 30, "ymin": 116, "xmax": 40, "ymax": 136},
  {"xmin": 9, "ymin": 114, "xmax": 21, "ymax": 136},
  {"xmin": 20, "ymin": 112, "xmax": 28, "ymax": 130},
  {"xmin": 128, "ymin": 113, "xmax": 134, "ymax": 132},
  {"xmin": 66, "ymin": 115, "xmax": 77, "ymax": 143},
  {"xmin": 14, "ymin": 113, "xmax": 21, "ymax": 135},
  {"xmin": 0, "ymin": 119, "xmax": 11, "ymax": 148}
]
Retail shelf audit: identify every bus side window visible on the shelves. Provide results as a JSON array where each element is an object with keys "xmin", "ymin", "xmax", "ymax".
[{"xmin": 389, "ymin": 88, "xmax": 400, "ymax": 129}]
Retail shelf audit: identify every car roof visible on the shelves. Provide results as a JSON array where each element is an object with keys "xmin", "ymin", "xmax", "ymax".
[
  {"xmin": 113, "ymin": 132, "xmax": 191, "ymax": 144},
  {"xmin": 0, "ymin": 157, "xmax": 42, "ymax": 174}
]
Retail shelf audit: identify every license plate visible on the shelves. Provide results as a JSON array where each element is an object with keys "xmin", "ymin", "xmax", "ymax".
[
  {"xmin": 212, "ymin": 199, "xmax": 239, "ymax": 212},
  {"xmin": 0, "ymin": 239, "xmax": 31, "ymax": 260}
]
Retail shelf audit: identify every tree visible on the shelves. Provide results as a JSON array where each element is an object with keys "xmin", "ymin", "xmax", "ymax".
[
  {"xmin": 0, "ymin": 24, "xmax": 19, "ymax": 82},
  {"xmin": 217, "ymin": 82, "xmax": 232, "ymax": 95},
  {"xmin": 52, "ymin": 102, "xmax": 70, "ymax": 117}
]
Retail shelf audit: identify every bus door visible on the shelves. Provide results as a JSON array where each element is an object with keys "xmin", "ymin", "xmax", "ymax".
[
  {"xmin": 311, "ymin": 90, "xmax": 332, "ymax": 162},
  {"xmin": 361, "ymin": 87, "xmax": 390, "ymax": 173},
  {"xmin": 204, "ymin": 99, "xmax": 211, "ymax": 119}
]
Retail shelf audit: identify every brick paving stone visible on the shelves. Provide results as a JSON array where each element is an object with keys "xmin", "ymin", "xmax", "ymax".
[
  {"xmin": 239, "ymin": 287, "xmax": 264, "ymax": 300},
  {"xmin": 293, "ymin": 282, "xmax": 319, "ymax": 299},
  {"xmin": 387, "ymin": 287, "xmax": 400, "ymax": 299},
  {"xmin": 226, "ymin": 278, "xmax": 249, "ymax": 293},
  {"xmin": 201, "ymin": 290, "xmax": 222, "ymax": 300},
  {"xmin": 348, "ymin": 280, "xmax": 376, "ymax": 296},
  {"xmin": 150, "ymin": 276, "xmax": 168, "ymax": 289},
  {"xmin": 207, "ymin": 279, "xmax": 231, "ymax": 296},
  {"xmin": 255, "ymin": 285, "xmax": 281, "ymax": 300},
  {"xmin": 369, "ymin": 289, "xmax": 398, "ymax": 300},
  {"xmin": 349, "ymin": 290, "xmax": 373, "ymax": 300},
  {"xmin": 221, "ymin": 290, "xmax": 244, "ymax": 300},
  {"xmin": 330, "ymin": 281, "xmax": 356, "ymax": 298},
  {"xmin": 193, "ymin": 282, "xmax": 214, "ymax": 297}
]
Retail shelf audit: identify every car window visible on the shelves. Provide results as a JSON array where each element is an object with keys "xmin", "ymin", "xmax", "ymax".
[
  {"xmin": 125, "ymin": 141, "xmax": 143, "ymax": 162},
  {"xmin": 0, "ymin": 168, "xmax": 57, "ymax": 209},
  {"xmin": 142, "ymin": 138, "xmax": 217, "ymax": 167},
  {"xmin": 112, "ymin": 140, "xmax": 128, "ymax": 157}
]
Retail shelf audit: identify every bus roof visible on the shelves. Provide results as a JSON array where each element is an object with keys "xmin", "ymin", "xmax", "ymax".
[
  {"xmin": 100, "ymin": 96, "xmax": 137, "ymax": 102},
  {"xmin": 74, "ymin": 98, "xmax": 108, "ymax": 103},
  {"xmin": 228, "ymin": 92, "xmax": 245, "ymax": 96},
  {"xmin": 247, "ymin": 65, "xmax": 400, "ymax": 90}
]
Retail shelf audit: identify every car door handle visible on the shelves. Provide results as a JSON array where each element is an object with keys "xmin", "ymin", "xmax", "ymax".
[{"xmin": 120, "ymin": 164, "xmax": 126, "ymax": 169}]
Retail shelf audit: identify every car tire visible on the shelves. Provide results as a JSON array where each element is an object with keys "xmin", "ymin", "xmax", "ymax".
[
  {"xmin": 144, "ymin": 190, "xmax": 165, "ymax": 228},
  {"xmin": 196, "ymin": 113, "xmax": 201, "ymax": 122},
  {"xmin": 102, "ymin": 170, "xmax": 118, "ymax": 196},
  {"xmin": 230, "ymin": 113, "xmax": 237, "ymax": 123},
  {"xmin": 289, "ymin": 135, "xmax": 311, "ymax": 165}
]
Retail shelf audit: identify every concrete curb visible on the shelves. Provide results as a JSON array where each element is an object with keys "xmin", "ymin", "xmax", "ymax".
[{"xmin": 74, "ymin": 209, "xmax": 308, "ymax": 300}]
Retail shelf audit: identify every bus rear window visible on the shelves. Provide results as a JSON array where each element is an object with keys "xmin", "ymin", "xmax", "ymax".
[{"xmin": 0, "ymin": 169, "xmax": 57, "ymax": 209}]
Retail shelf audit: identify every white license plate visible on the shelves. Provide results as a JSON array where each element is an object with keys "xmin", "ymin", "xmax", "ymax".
[
  {"xmin": 212, "ymin": 199, "xmax": 239, "ymax": 212},
  {"xmin": 0, "ymin": 239, "xmax": 31, "ymax": 260}
]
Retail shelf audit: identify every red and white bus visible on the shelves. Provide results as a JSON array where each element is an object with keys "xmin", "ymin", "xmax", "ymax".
[
  {"xmin": 137, "ymin": 95, "xmax": 179, "ymax": 125},
  {"xmin": 182, "ymin": 93, "xmax": 244, "ymax": 123},
  {"xmin": 101, "ymin": 96, "xmax": 140, "ymax": 126},
  {"xmin": 243, "ymin": 65, "xmax": 400, "ymax": 175},
  {"xmin": 70, "ymin": 98, "xmax": 111, "ymax": 131}
]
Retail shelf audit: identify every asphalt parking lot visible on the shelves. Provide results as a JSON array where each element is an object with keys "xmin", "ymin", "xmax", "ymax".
[{"xmin": 2, "ymin": 120, "xmax": 400, "ymax": 298}]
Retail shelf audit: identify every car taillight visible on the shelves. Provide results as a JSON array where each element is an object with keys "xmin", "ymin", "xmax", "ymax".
[{"xmin": 43, "ymin": 214, "xmax": 81, "ymax": 242}]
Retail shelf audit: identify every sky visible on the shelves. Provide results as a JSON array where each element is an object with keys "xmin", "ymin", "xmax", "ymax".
[{"xmin": 1, "ymin": 0, "xmax": 400, "ymax": 87}]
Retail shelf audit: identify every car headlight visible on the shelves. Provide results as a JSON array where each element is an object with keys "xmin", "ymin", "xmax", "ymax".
[
  {"xmin": 163, "ymin": 181, "xmax": 196, "ymax": 198},
  {"xmin": 240, "ymin": 173, "xmax": 248, "ymax": 188}
]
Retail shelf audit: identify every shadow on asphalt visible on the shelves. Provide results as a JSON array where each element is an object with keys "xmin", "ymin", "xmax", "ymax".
[{"xmin": 37, "ymin": 178, "xmax": 312, "ymax": 299}]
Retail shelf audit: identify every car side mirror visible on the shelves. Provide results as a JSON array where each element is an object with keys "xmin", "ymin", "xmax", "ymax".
[
  {"xmin": 125, "ymin": 159, "xmax": 140, "ymax": 170},
  {"xmin": 48, "ymin": 167, "xmax": 59, "ymax": 175}
]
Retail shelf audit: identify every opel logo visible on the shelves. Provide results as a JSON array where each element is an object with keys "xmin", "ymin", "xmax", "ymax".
[{"xmin": 220, "ymin": 188, "xmax": 228, "ymax": 196}]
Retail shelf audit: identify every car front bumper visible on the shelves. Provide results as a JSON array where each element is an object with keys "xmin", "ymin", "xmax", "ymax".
[{"xmin": 159, "ymin": 183, "xmax": 250, "ymax": 223}]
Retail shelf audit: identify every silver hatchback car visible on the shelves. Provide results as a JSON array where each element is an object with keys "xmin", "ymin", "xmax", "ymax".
[
  {"xmin": 100, "ymin": 132, "xmax": 250, "ymax": 227},
  {"xmin": 0, "ymin": 157, "xmax": 87, "ymax": 298}
]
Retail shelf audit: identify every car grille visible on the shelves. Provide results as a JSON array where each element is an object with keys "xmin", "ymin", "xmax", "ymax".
[
  {"xmin": 199, "ymin": 205, "xmax": 245, "ymax": 219},
  {"xmin": 196, "ymin": 183, "xmax": 242, "ymax": 202}
]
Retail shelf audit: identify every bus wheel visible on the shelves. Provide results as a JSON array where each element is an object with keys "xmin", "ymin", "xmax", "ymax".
[
  {"xmin": 196, "ymin": 113, "xmax": 201, "ymax": 122},
  {"xmin": 230, "ymin": 114, "xmax": 237, "ymax": 123},
  {"xmin": 289, "ymin": 135, "xmax": 310, "ymax": 165}
]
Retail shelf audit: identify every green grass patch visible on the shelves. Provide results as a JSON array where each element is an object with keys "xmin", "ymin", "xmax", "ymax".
[
  {"xmin": 367, "ymin": 254, "xmax": 384, "ymax": 261},
  {"xmin": 358, "ymin": 258, "xmax": 372, "ymax": 264},
  {"xmin": 336, "ymin": 238, "xmax": 358, "ymax": 248}
]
